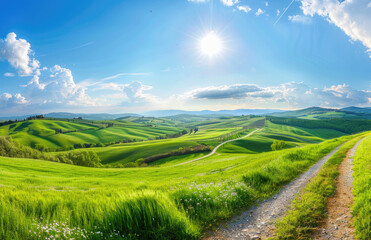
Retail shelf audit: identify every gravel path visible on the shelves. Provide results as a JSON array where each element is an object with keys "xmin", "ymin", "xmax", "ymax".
[
  {"xmin": 204, "ymin": 143, "xmax": 345, "ymax": 240},
  {"xmin": 313, "ymin": 138, "xmax": 364, "ymax": 240},
  {"xmin": 174, "ymin": 129, "xmax": 261, "ymax": 166}
]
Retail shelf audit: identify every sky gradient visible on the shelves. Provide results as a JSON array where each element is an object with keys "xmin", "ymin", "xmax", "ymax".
[{"xmin": 0, "ymin": 0, "xmax": 371, "ymax": 116}]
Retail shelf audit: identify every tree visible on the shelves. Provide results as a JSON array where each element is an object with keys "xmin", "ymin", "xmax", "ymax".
[
  {"xmin": 271, "ymin": 140, "xmax": 286, "ymax": 151},
  {"xmin": 194, "ymin": 127, "xmax": 199, "ymax": 134}
]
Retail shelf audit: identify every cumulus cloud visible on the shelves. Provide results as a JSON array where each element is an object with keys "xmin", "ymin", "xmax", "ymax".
[
  {"xmin": 300, "ymin": 0, "xmax": 371, "ymax": 57},
  {"xmin": 265, "ymin": 2, "xmax": 269, "ymax": 7},
  {"xmin": 0, "ymin": 92, "xmax": 28, "ymax": 108},
  {"xmin": 221, "ymin": 0, "xmax": 239, "ymax": 7},
  {"xmin": 0, "ymin": 32, "xmax": 39, "ymax": 76},
  {"xmin": 237, "ymin": 5, "xmax": 252, "ymax": 13},
  {"xmin": 121, "ymin": 81, "xmax": 156, "ymax": 105},
  {"xmin": 21, "ymin": 65, "xmax": 95, "ymax": 106},
  {"xmin": 0, "ymin": 32, "xmax": 100, "ymax": 114},
  {"xmin": 288, "ymin": 14, "xmax": 312, "ymax": 24},
  {"xmin": 184, "ymin": 82, "xmax": 371, "ymax": 108},
  {"xmin": 256, "ymin": 8, "xmax": 265, "ymax": 16},
  {"xmin": 92, "ymin": 80, "xmax": 157, "ymax": 106}
]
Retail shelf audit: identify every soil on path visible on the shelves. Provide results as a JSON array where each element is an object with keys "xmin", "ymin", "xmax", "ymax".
[
  {"xmin": 203, "ymin": 143, "xmax": 345, "ymax": 240},
  {"xmin": 312, "ymin": 139, "xmax": 363, "ymax": 240}
]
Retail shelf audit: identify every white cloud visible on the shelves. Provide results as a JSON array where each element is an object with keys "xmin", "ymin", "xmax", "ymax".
[
  {"xmin": 121, "ymin": 81, "xmax": 157, "ymax": 106},
  {"xmin": 0, "ymin": 92, "xmax": 28, "ymax": 108},
  {"xmin": 183, "ymin": 82, "xmax": 371, "ymax": 108},
  {"xmin": 300, "ymin": 0, "xmax": 371, "ymax": 58},
  {"xmin": 237, "ymin": 5, "xmax": 252, "ymax": 13},
  {"xmin": 189, "ymin": 84, "xmax": 262, "ymax": 99},
  {"xmin": 368, "ymin": 2, "xmax": 371, "ymax": 8},
  {"xmin": 288, "ymin": 14, "xmax": 312, "ymax": 24},
  {"xmin": 277, "ymin": 9, "xmax": 281, "ymax": 16},
  {"xmin": 0, "ymin": 32, "xmax": 39, "ymax": 76},
  {"xmin": 21, "ymin": 65, "xmax": 95, "ymax": 106},
  {"xmin": 3, "ymin": 72, "xmax": 14, "ymax": 77},
  {"xmin": 265, "ymin": 2, "xmax": 269, "ymax": 7},
  {"xmin": 188, "ymin": 0, "xmax": 209, "ymax": 2},
  {"xmin": 221, "ymin": 0, "xmax": 239, "ymax": 7},
  {"xmin": 256, "ymin": 8, "xmax": 265, "ymax": 16}
]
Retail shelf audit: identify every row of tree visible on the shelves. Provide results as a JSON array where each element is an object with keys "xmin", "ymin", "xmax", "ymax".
[
  {"xmin": 0, "ymin": 115, "xmax": 45, "ymax": 127},
  {"xmin": 189, "ymin": 128, "xmax": 199, "ymax": 134}
]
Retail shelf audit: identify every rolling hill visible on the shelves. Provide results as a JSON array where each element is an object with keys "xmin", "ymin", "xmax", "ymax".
[
  {"xmin": 0, "ymin": 119, "xmax": 185, "ymax": 150},
  {"xmin": 269, "ymin": 107, "xmax": 371, "ymax": 119}
]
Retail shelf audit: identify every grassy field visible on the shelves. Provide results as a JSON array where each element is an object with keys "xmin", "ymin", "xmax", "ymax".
[
  {"xmin": 352, "ymin": 135, "xmax": 371, "ymax": 239},
  {"xmin": 0, "ymin": 133, "xmax": 356, "ymax": 239},
  {"xmin": 0, "ymin": 119, "xmax": 184, "ymax": 150},
  {"xmin": 1, "ymin": 116, "xmax": 370, "ymax": 239}
]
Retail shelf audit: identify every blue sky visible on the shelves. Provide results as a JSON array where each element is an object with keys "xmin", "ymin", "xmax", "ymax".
[{"xmin": 0, "ymin": 0, "xmax": 371, "ymax": 116}]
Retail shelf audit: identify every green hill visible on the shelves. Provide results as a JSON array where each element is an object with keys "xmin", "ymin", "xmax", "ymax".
[
  {"xmin": 270, "ymin": 107, "xmax": 371, "ymax": 119},
  {"xmin": 0, "ymin": 119, "xmax": 184, "ymax": 150}
]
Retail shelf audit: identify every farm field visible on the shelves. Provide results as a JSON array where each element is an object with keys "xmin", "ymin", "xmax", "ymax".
[
  {"xmin": 0, "ymin": 115, "xmax": 371, "ymax": 239},
  {"xmin": 0, "ymin": 134, "xmax": 356, "ymax": 239},
  {"xmin": 0, "ymin": 119, "xmax": 185, "ymax": 150}
]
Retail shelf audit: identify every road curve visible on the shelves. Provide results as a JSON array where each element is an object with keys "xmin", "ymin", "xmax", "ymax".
[{"xmin": 174, "ymin": 128, "xmax": 262, "ymax": 166}]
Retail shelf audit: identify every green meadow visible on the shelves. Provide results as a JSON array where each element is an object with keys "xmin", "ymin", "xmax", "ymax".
[
  {"xmin": 0, "ymin": 115, "xmax": 371, "ymax": 239},
  {"xmin": 0, "ymin": 119, "xmax": 184, "ymax": 150}
]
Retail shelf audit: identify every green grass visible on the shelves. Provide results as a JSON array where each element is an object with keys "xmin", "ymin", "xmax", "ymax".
[
  {"xmin": 218, "ymin": 131, "xmax": 304, "ymax": 154},
  {"xmin": 0, "ymin": 119, "xmax": 185, "ymax": 150},
  {"xmin": 273, "ymin": 135, "xmax": 365, "ymax": 239},
  {"xmin": 81, "ymin": 128, "xmax": 241, "ymax": 165},
  {"xmin": 265, "ymin": 121, "xmax": 346, "ymax": 141},
  {"xmin": 0, "ymin": 133, "xmax": 356, "ymax": 239},
  {"xmin": 93, "ymin": 139, "xmax": 200, "ymax": 164},
  {"xmin": 352, "ymin": 135, "xmax": 371, "ymax": 239}
]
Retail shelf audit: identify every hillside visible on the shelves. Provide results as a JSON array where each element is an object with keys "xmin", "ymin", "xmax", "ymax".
[
  {"xmin": 0, "ymin": 119, "xmax": 184, "ymax": 150},
  {"xmin": 269, "ymin": 107, "xmax": 371, "ymax": 119}
]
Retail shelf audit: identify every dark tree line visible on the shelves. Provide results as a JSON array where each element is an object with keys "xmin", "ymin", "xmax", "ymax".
[{"xmin": 0, "ymin": 115, "xmax": 45, "ymax": 127}]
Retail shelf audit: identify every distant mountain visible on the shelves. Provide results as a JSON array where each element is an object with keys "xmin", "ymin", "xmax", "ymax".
[
  {"xmin": 0, "ymin": 114, "xmax": 36, "ymax": 121},
  {"xmin": 270, "ymin": 107, "xmax": 371, "ymax": 119},
  {"xmin": 0, "ymin": 112, "xmax": 142, "ymax": 121},
  {"xmin": 143, "ymin": 109, "xmax": 283, "ymax": 117},
  {"xmin": 45, "ymin": 112, "xmax": 141, "ymax": 120},
  {"xmin": 341, "ymin": 106, "xmax": 371, "ymax": 114}
]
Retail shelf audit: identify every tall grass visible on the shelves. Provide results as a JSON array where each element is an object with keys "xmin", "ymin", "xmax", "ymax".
[
  {"xmin": 352, "ymin": 135, "xmax": 371, "ymax": 239},
  {"xmin": 172, "ymin": 136, "xmax": 354, "ymax": 231}
]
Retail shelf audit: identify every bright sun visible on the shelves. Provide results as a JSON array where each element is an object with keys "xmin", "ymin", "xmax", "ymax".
[{"xmin": 199, "ymin": 31, "xmax": 223, "ymax": 58}]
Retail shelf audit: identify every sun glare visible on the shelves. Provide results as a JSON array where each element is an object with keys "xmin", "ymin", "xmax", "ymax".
[{"xmin": 199, "ymin": 31, "xmax": 223, "ymax": 58}]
